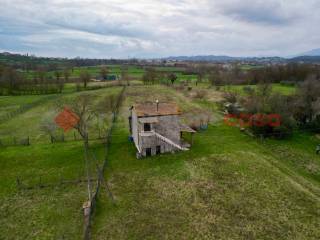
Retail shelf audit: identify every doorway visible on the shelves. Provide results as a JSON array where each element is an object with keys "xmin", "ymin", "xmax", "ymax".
[
  {"xmin": 145, "ymin": 148, "xmax": 152, "ymax": 157},
  {"xmin": 156, "ymin": 146, "xmax": 161, "ymax": 155},
  {"xmin": 144, "ymin": 123, "xmax": 151, "ymax": 132}
]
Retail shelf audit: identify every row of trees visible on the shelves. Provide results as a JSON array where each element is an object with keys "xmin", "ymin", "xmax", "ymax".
[
  {"xmin": 139, "ymin": 63, "xmax": 320, "ymax": 88},
  {"xmin": 207, "ymin": 63, "xmax": 320, "ymax": 87},
  {"xmin": 0, "ymin": 64, "xmax": 68, "ymax": 95},
  {"xmin": 140, "ymin": 64, "xmax": 320, "ymax": 89},
  {"xmin": 0, "ymin": 63, "xmax": 118, "ymax": 95},
  {"xmin": 142, "ymin": 68, "xmax": 178, "ymax": 85},
  {"xmin": 0, "ymin": 52, "xmax": 139, "ymax": 72},
  {"xmin": 227, "ymin": 75, "xmax": 320, "ymax": 138}
]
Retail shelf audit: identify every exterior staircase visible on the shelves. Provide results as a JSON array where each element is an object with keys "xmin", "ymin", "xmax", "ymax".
[{"xmin": 154, "ymin": 132, "xmax": 188, "ymax": 151}]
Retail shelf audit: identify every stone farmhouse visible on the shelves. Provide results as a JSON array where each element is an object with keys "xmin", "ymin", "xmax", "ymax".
[{"xmin": 129, "ymin": 101, "xmax": 196, "ymax": 158}]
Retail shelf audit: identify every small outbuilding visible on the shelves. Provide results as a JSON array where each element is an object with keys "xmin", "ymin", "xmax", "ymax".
[{"xmin": 129, "ymin": 101, "xmax": 196, "ymax": 158}]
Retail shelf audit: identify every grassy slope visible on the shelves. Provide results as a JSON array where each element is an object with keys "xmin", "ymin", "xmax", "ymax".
[
  {"xmin": 0, "ymin": 87, "xmax": 122, "ymax": 144},
  {"xmin": 264, "ymin": 133, "xmax": 320, "ymax": 188},
  {"xmin": 0, "ymin": 87, "xmax": 121, "ymax": 239},
  {"xmin": 0, "ymin": 141, "xmax": 106, "ymax": 239},
  {"xmin": 0, "ymin": 95, "xmax": 51, "ymax": 119},
  {"xmin": 91, "ymin": 85, "xmax": 320, "ymax": 239},
  {"xmin": 1, "ymin": 84, "xmax": 319, "ymax": 239}
]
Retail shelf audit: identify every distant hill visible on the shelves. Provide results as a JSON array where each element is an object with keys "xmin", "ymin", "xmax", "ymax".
[
  {"xmin": 2, "ymin": 51, "xmax": 320, "ymax": 67},
  {"xmin": 165, "ymin": 55, "xmax": 236, "ymax": 62},
  {"xmin": 165, "ymin": 53, "xmax": 320, "ymax": 64},
  {"xmin": 298, "ymin": 48, "xmax": 320, "ymax": 57},
  {"xmin": 0, "ymin": 52, "xmax": 128, "ymax": 69},
  {"xmin": 164, "ymin": 55, "xmax": 285, "ymax": 63},
  {"xmin": 289, "ymin": 55, "xmax": 320, "ymax": 63}
]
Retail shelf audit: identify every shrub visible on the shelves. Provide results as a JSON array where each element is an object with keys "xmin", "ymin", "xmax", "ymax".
[{"xmin": 193, "ymin": 89, "xmax": 207, "ymax": 99}]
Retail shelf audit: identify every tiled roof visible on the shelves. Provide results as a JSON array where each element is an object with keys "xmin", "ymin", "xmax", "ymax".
[
  {"xmin": 180, "ymin": 124, "xmax": 197, "ymax": 133},
  {"xmin": 133, "ymin": 103, "xmax": 181, "ymax": 117}
]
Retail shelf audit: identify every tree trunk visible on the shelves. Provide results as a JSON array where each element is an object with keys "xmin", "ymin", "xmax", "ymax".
[{"xmin": 83, "ymin": 134, "xmax": 91, "ymax": 200}]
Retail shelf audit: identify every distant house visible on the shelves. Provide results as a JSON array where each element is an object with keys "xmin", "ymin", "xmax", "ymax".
[
  {"xmin": 129, "ymin": 102, "xmax": 196, "ymax": 158},
  {"xmin": 94, "ymin": 75, "xmax": 118, "ymax": 81}
]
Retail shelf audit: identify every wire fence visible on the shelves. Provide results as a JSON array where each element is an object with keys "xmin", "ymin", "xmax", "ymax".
[
  {"xmin": 16, "ymin": 175, "xmax": 98, "ymax": 191},
  {"xmin": 7, "ymin": 86, "xmax": 125, "ymax": 240},
  {"xmin": 0, "ymin": 95, "xmax": 59, "ymax": 124},
  {"xmin": 83, "ymin": 85, "xmax": 125, "ymax": 240},
  {"xmin": 0, "ymin": 132, "xmax": 109, "ymax": 147}
]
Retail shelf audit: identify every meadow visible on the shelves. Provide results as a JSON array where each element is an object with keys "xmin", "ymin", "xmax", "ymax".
[
  {"xmin": 0, "ymin": 70, "xmax": 318, "ymax": 239},
  {"xmin": 222, "ymin": 83, "xmax": 296, "ymax": 96},
  {"xmin": 0, "ymin": 141, "xmax": 105, "ymax": 239},
  {"xmin": 0, "ymin": 86, "xmax": 122, "ymax": 145},
  {"xmin": 90, "ymin": 85, "xmax": 320, "ymax": 239},
  {"xmin": 0, "ymin": 86, "xmax": 121, "ymax": 239},
  {"xmin": 22, "ymin": 65, "xmax": 198, "ymax": 83}
]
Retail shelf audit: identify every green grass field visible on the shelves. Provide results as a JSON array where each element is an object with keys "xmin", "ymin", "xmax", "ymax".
[
  {"xmin": 90, "ymin": 85, "xmax": 320, "ymax": 239},
  {"xmin": 222, "ymin": 83, "xmax": 296, "ymax": 96},
  {"xmin": 1, "ymin": 84, "xmax": 320, "ymax": 239},
  {"xmin": 21, "ymin": 65, "xmax": 198, "ymax": 84},
  {"xmin": 0, "ymin": 86, "xmax": 123, "ymax": 239},
  {"xmin": 0, "ymin": 140, "xmax": 106, "ymax": 239},
  {"xmin": 0, "ymin": 86, "xmax": 122, "ymax": 144}
]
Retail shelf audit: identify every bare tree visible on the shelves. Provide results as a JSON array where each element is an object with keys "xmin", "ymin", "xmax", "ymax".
[
  {"xmin": 80, "ymin": 70, "xmax": 91, "ymax": 89},
  {"xmin": 167, "ymin": 72, "xmax": 177, "ymax": 85},
  {"xmin": 67, "ymin": 94, "xmax": 96, "ymax": 200},
  {"xmin": 63, "ymin": 68, "xmax": 71, "ymax": 83},
  {"xmin": 209, "ymin": 71, "xmax": 224, "ymax": 89},
  {"xmin": 142, "ymin": 68, "xmax": 158, "ymax": 85},
  {"xmin": 294, "ymin": 75, "xmax": 320, "ymax": 125},
  {"xmin": 100, "ymin": 66, "xmax": 109, "ymax": 80},
  {"xmin": 40, "ymin": 117, "xmax": 58, "ymax": 143},
  {"xmin": 121, "ymin": 66, "xmax": 129, "ymax": 85},
  {"xmin": 54, "ymin": 71, "xmax": 64, "ymax": 93},
  {"xmin": 94, "ymin": 94, "xmax": 117, "ymax": 137}
]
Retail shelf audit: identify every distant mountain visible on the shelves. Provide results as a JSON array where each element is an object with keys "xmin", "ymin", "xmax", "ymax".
[
  {"xmin": 164, "ymin": 55, "xmax": 285, "ymax": 63},
  {"xmin": 165, "ymin": 55, "xmax": 236, "ymax": 62},
  {"xmin": 289, "ymin": 55, "xmax": 320, "ymax": 63},
  {"xmin": 298, "ymin": 48, "xmax": 320, "ymax": 57},
  {"xmin": 165, "ymin": 53, "xmax": 320, "ymax": 63}
]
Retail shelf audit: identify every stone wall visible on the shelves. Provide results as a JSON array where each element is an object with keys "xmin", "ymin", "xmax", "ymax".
[{"xmin": 134, "ymin": 115, "xmax": 181, "ymax": 157}]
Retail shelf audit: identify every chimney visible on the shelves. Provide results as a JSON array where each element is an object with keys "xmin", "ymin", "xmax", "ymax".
[{"xmin": 156, "ymin": 100, "xmax": 159, "ymax": 112}]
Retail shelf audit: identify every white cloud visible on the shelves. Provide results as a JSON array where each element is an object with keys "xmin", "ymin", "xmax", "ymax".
[{"xmin": 0, "ymin": 0, "xmax": 319, "ymax": 57}]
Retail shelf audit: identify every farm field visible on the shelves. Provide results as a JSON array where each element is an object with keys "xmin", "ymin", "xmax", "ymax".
[
  {"xmin": 0, "ymin": 141, "xmax": 105, "ymax": 239},
  {"xmin": 21, "ymin": 65, "xmax": 198, "ymax": 84},
  {"xmin": 0, "ymin": 86, "xmax": 122, "ymax": 239},
  {"xmin": 1, "ymin": 83, "xmax": 319, "ymax": 239},
  {"xmin": 91, "ymin": 85, "xmax": 320, "ymax": 239},
  {"xmin": 1, "ymin": 0, "xmax": 320, "ymax": 238},
  {"xmin": 0, "ymin": 86, "xmax": 122, "ymax": 145}
]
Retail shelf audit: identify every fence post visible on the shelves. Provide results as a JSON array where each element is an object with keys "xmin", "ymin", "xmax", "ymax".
[
  {"xmin": 39, "ymin": 176, "xmax": 42, "ymax": 188},
  {"xmin": 260, "ymin": 134, "xmax": 264, "ymax": 142},
  {"xmin": 83, "ymin": 201, "xmax": 91, "ymax": 240},
  {"xmin": 16, "ymin": 177, "xmax": 21, "ymax": 190}
]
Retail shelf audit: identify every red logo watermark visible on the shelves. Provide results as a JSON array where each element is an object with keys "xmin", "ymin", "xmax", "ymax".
[
  {"xmin": 55, "ymin": 107, "xmax": 80, "ymax": 132},
  {"xmin": 224, "ymin": 113, "xmax": 281, "ymax": 127}
]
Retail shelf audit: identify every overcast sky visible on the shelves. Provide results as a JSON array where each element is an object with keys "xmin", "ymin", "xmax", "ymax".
[{"xmin": 0, "ymin": 0, "xmax": 319, "ymax": 58}]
